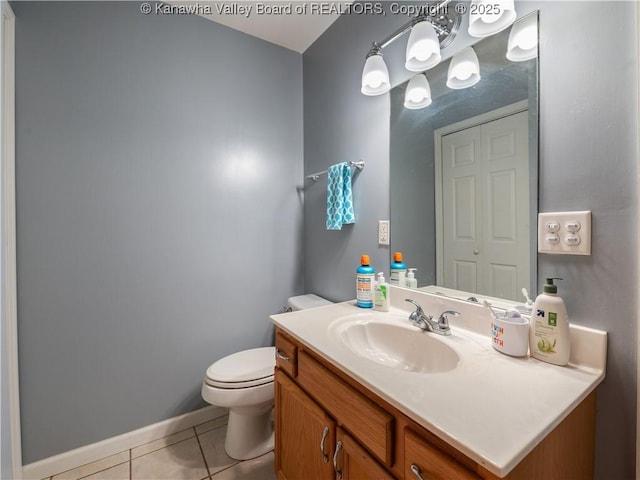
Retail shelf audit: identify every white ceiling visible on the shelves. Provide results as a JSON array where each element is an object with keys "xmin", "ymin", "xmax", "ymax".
[{"xmin": 182, "ymin": 1, "xmax": 343, "ymax": 53}]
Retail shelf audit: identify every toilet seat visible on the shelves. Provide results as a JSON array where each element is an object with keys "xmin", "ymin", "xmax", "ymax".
[
  {"xmin": 200, "ymin": 295, "xmax": 332, "ymax": 461},
  {"xmin": 205, "ymin": 347, "xmax": 275, "ymax": 389}
]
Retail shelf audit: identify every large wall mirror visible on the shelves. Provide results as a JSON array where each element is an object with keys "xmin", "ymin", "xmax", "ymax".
[{"xmin": 390, "ymin": 12, "xmax": 538, "ymax": 303}]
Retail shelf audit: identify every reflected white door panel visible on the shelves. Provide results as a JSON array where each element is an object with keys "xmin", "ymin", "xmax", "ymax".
[{"xmin": 441, "ymin": 110, "xmax": 529, "ymax": 300}]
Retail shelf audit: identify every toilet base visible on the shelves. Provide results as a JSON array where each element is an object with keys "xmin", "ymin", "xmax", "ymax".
[{"xmin": 224, "ymin": 406, "xmax": 274, "ymax": 460}]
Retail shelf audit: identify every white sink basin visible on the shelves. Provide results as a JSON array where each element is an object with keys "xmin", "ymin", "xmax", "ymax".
[{"xmin": 329, "ymin": 313, "xmax": 460, "ymax": 373}]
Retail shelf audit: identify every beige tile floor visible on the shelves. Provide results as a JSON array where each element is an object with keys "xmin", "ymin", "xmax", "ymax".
[{"xmin": 42, "ymin": 416, "xmax": 276, "ymax": 480}]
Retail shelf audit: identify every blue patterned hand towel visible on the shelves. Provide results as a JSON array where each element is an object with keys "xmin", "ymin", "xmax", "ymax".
[{"xmin": 326, "ymin": 162, "xmax": 355, "ymax": 230}]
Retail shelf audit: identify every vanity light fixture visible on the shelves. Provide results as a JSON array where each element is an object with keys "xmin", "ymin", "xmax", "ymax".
[
  {"xmin": 360, "ymin": 2, "xmax": 461, "ymax": 96},
  {"xmin": 446, "ymin": 46, "xmax": 481, "ymax": 89},
  {"xmin": 361, "ymin": 1, "xmax": 526, "ymax": 106},
  {"xmin": 405, "ymin": 20, "xmax": 441, "ymax": 72},
  {"xmin": 404, "ymin": 74, "xmax": 432, "ymax": 109},
  {"xmin": 361, "ymin": 51, "xmax": 391, "ymax": 95},
  {"xmin": 468, "ymin": 0, "xmax": 517, "ymax": 38},
  {"xmin": 506, "ymin": 13, "xmax": 538, "ymax": 61}
]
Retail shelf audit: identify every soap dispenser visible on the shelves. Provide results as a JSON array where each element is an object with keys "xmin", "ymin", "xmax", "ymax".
[
  {"xmin": 529, "ymin": 278, "xmax": 570, "ymax": 366},
  {"xmin": 405, "ymin": 268, "xmax": 418, "ymax": 289},
  {"xmin": 374, "ymin": 272, "xmax": 390, "ymax": 312}
]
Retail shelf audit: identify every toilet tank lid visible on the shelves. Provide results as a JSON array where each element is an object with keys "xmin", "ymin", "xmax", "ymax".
[{"xmin": 287, "ymin": 294, "xmax": 332, "ymax": 311}]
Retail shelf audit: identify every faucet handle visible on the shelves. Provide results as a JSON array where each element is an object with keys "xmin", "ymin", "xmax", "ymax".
[
  {"xmin": 405, "ymin": 299, "xmax": 426, "ymax": 326},
  {"xmin": 437, "ymin": 310, "xmax": 460, "ymax": 328},
  {"xmin": 405, "ymin": 298, "xmax": 423, "ymax": 313},
  {"xmin": 405, "ymin": 298, "xmax": 424, "ymax": 317}
]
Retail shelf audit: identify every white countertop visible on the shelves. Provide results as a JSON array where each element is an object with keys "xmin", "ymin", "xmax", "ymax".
[{"xmin": 271, "ymin": 287, "xmax": 607, "ymax": 477}]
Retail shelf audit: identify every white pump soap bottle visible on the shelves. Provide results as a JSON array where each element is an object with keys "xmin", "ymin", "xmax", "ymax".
[
  {"xmin": 405, "ymin": 268, "xmax": 418, "ymax": 289},
  {"xmin": 529, "ymin": 277, "xmax": 571, "ymax": 366},
  {"xmin": 374, "ymin": 272, "xmax": 390, "ymax": 312}
]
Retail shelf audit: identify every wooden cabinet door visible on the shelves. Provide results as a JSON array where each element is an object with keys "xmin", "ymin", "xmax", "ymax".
[
  {"xmin": 298, "ymin": 351, "xmax": 394, "ymax": 466},
  {"xmin": 405, "ymin": 429, "xmax": 480, "ymax": 480},
  {"xmin": 275, "ymin": 369, "xmax": 335, "ymax": 480},
  {"xmin": 334, "ymin": 428, "xmax": 394, "ymax": 480}
]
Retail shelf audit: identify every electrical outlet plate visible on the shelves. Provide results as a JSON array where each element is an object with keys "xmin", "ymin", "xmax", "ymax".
[
  {"xmin": 378, "ymin": 220, "xmax": 390, "ymax": 245},
  {"xmin": 537, "ymin": 211, "xmax": 591, "ymax": 255}
]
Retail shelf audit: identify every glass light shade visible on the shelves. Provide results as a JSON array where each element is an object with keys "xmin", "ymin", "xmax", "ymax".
[
  {"xmin": 506, "ymin": 14, "xmax": 538, "ymax": 61},
  {"xmin": 446, "ymin": 47, "xmax": 481, "ymax": 89},
  {"xmin": 405, "ymin": 21, "xmax": 441, "ymax": 72},
  {"xmin": 361, "ymin": 54, "xmax": 390, "ymax": 96},
  {"xmin": 404, "ymin": 74, "xmax": 432, "ymax": 109},
  {"xmin": 468, "ymin": 0, "xmax": 517, "ymax": 38}
]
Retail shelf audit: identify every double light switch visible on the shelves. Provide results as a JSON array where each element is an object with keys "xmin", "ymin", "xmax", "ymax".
[{"xmin": 537, "ymin": 211, "xmax": 591, "ymax": 255}]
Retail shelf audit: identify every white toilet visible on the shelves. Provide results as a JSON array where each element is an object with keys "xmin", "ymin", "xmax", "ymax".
[{"xmin": 201, "ymin": 294, "xmax": 332, "ymax": 460}]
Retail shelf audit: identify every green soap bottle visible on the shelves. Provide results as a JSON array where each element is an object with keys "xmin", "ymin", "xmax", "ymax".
[
  {"xmin": 374, "ymin": 272, "xmax": 390, "ymax": 312},
  {"xmin": 529, "ymin": 278, "xmax": 571, "ymax": 366}
]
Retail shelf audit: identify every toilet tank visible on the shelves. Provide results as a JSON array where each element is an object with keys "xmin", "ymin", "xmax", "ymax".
[{"xmin": 287, "ymin": 294, "xmax": 332, "ymax": 311}]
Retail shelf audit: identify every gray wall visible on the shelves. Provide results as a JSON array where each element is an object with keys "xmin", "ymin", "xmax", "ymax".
[
  {"xmin": 14, "ymin": 2, "xmax": 303, "ymax": 464},
  {"xmin": 303, "ymin": 10, "xmax": 395, "ymax": 300},
  {"xmin": 304, "ymin": 2, "xmax": 637, "ymax": 478}
]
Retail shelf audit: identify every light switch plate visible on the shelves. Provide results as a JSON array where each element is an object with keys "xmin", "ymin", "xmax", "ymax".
[{"xmin": 538, "ymin": 211, "xmax": 591, "ymax": 255}]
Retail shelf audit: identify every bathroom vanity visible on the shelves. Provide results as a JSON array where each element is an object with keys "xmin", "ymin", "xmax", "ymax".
[{"xmin": 270, "ymin": 288, "xmax": 606, "ymax": 479}]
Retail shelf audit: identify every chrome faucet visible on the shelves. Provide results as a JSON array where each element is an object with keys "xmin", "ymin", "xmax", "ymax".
[{"xmin": 404, "ymin": 299, "xmax": 459, "ymax": 336}]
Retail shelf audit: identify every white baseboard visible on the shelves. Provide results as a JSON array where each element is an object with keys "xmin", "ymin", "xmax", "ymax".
[{"xmin": 21, "ymin": 405, "xmax": 227, "ymax": 480}]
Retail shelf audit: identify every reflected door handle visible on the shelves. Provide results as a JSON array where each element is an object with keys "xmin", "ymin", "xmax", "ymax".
[{"xmin": 473, "ymin": 249, "xmax": 480, "ymax": 255}]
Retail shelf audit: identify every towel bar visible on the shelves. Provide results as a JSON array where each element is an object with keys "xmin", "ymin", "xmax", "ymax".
[{"xmin": 307, "ymin": 160, "xmax": 365, "ymax": 182}]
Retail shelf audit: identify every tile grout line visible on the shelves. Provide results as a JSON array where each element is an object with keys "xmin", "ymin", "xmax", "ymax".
[
  {"xmin": 73, "ymin": 458, "xmax": 131, "ymax": 480},
  {"xmin": 195, "ymin": 424, "xmax": 244, "ymax": 479},
  {"xmin": 198, "ymin": 423, "xmax": 261, "ymax": 479},
  {"xmin": 44, "ymin": 418, "xmax": 230, "ymax": 480},
  {"xmin": 193, "ymin": 427, "xmax": 212, "ymax": 480}
]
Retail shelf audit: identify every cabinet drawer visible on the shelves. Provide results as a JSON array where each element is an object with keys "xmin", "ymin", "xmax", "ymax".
[
  {"xmin": 405, "ymin": 429, "xmax": 480, "ymax": 480},
  {"xmin": 275, "ymin": 331, "xmax": 297, "ymax": 377},
  {"xmin": 298, "ymin": 351, "xmax": 394, "ymax": 467}
]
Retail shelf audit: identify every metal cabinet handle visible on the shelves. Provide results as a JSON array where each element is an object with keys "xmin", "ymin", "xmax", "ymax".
[
  {"xmin": 275, "ymin": 349, "xmax": 290, "ymax": 362},
  {"xmin": 320, "ymin": 426, "xmax": 329, "ymax": 463},
  {"xmin": 333, "ymin": 440, "xmax": 343, "ymax": 479},
  {"xmin": 473, "ymin": 249, "xmax": 480, "ymax": 255},
  {"xmin": 410, "ymin": 463, "xmax": 426, "ymax": 480}
]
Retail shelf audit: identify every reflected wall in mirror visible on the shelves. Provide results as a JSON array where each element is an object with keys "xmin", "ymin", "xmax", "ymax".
[{"xmin": 390, "ymin": 12, "xmax": 538, "ymax": 302}]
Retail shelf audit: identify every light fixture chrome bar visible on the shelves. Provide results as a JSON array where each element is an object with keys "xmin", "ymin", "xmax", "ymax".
[
  {"xmin": 370, "ymin": 18, "xmax": 420, "ymax": 54},
  {"xmin": 366, "ymin": 1, "xmax": 460, "ymax": 56},
  {"xmin": 307, "ymin": 161, "xmax": 365, "ymax": 182}
]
